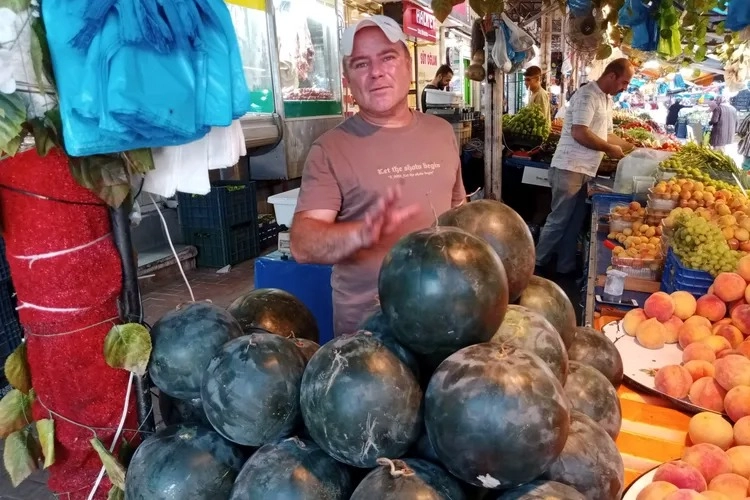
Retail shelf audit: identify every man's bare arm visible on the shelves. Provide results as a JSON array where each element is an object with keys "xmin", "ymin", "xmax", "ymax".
[
  {"xmin": 290, "ymin": 210, "xmax": 364, "ymax": 265},
  {"xmin": 571, "ymin": 125, "xmax": 611, "ymax": 152},
  {"xmin": 607, "ymin": 133, "xmax": 632, "ymax": 150}
]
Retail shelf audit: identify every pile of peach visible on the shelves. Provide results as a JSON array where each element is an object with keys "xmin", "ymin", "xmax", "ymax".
[{"xmin": 637, "ymin": 412, "xmax": 750, "ymax": 499}]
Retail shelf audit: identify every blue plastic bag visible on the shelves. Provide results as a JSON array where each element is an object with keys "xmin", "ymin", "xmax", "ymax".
[{"xmin": 727, "ymin": 0, "xmax": 750, "ymax": 32}]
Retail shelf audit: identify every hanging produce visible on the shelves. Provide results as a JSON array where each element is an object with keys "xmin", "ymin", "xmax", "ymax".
[{"xmin": 430, "ymin": 0, "xmax": 465, "ymax": 22}]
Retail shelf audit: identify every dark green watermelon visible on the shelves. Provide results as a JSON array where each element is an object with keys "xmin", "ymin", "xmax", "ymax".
[
  {"xmin": 491, "ymin": 305, "xmax": 569, "ymax": 384},
  {"xmin": 227, "ymin": 288, "xmax": 319, "ymax": 341},
  {"xmin": 201, "ymin": 333, "xmax": 306, "ymax": 446},
  {"xmin": 566, "ymin": 327, "xmax": 624, "ymax": 386},
  {"xmin": 300, "ymin": 333, "xmax": 422, "ymax": 468},
  {"xmin": 158, "ymin": 393, "xmax": 210, "ymax": 427},
  {"xmin": 425, "ymin": 344, "xmax": 570, "ymax": 489},
  {"xmin": 492, "ymin": 480, "xmax": 586, "ymax": 499},
  {"xmin": 412, "ymin": 425, "xmax": 441, "ymax": 465},
  {"xmin": 360, "ymin": 310, "xmax": 420, "ymax": 379},
  {"xmin": 350, "ymin": 458, "xmax": 466, "ymax": 500},
  {"xmin": 542, "ymin": 411, "xmax": 625, "ymax": 500},
  {"xmin": 124, "ymin": 424, "xmax": 244, "ymax": 499},
  {"xmin": 564, "ymin": 362, "xmax": 622, "ymax": 439},
  {"xmin": 516, "ymin": 276, "xmax": 577, "ymax": 348},
  {"xmin": 292, "ymin": 338, "xmax": 320, "ymax": 364},
  {"xmin": 229, "ymin": 437, "xmax": 353, "ymax": 499},
  {"xmin": 149, "ymin": 302, "xmax": 243, "ymax": 399},
  {"xmin": 379, "ymin": 227, "xmax": 509, "ymax": 355},
  {"xmin": 438, "ymin": 200, "xmax": 535, "ymax": 302}
]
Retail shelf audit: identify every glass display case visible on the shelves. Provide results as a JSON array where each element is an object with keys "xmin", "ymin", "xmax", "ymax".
[{"xmin": 274, "ymin": 0, "xmax": 342, "ymax": 118}]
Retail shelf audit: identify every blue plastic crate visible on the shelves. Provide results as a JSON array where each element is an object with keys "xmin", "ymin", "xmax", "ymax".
[
  {"xmin": 177, "ymin": 181, "xmax": 258, "ymax": 230},
  {"xmin": 660, "ymin": 248, "xmax": 714, "ymax": 297}
]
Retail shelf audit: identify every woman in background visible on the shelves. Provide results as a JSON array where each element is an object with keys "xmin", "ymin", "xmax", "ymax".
[{"xmin": 709, "ymin": 96, "xmax": 738, "ymax": 152}]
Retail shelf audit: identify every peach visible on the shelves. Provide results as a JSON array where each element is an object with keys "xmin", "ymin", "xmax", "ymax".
[
  {"xmin": 689, "ymin": 377, "xmax": 728, "ymax": 413},
  {"xmin": 737, "ymin": 341, "xmax": 750, "ymax": 360},
  {"xmin": 674, "ymin": 291, "xmax": 699, "ymax": 320},
  {"xmin": 663, "ymin": 490, "xmax": 708, "ymax": 499},
  {"xmin": 681, "ymin": 321, "xmax": 715, "ymax": 349},
  {"xmin": 708, "ymin": 472, "xmax": 749, "ymax": 499},
  {"xmin": 727, "ymin": 446, "xmax": 750, "ymax": 479},
  {"xmin": 737, "ymin": 255, "xmax": 750, "ymax": 282},
  {"xmin": 689, "ymin": 412, "xmax": 735, "ymax": 450},
  {"xmin": 715, "ymin": 324, "xmax": 746, "ymax": 349},
  {"xmin": 735, "ymin": 417, "xmax": 750, "ymax": 446},
  {"xmin": 719, "ymin": 350, "xmax": 746, "ymax": 360},
  {"xmin": 725, "ymin": 386, "xmax": 750, "ymax": 422},
  {"xmin": 623, "ymin": 308, "xmax": 648, "ymax": 336},
  {"xmin": 646, "ymin": 292, "xmax": 677, "ymax": 322},
  {"xmin": 703, "ymin": 491, "xmax": 731, "ymax": 500},
  {"xmin": 685, "ymin": 343, "xmax": 719, "ymax": 363},
  {"xmin": 730, "ymin": 300, "xmax": 748, "ymax": 317},
  {"xmin": 715, "ymin": 355, "xmax": 750, "ymax": 391},
  {"xmin": 666, "ymin": 316, "xmax": 686, "ymax": 344},
  {"xmin": 688, "ymin": 315, "xmax": 716, "ymax": 330},
  {"xmin": 715, "ymin": 273, "xmax": 747, "ymax": 303},
  {"xmin": 715, "ymin": 318, "xmax": 736, "ymax": 332},
  {"xmin": 654, "ymin": 460, "xmax": 708, "ymax": 491},
  {"xmin": 698, "ymin": 295, "xmax": 729, "ymax": 322},
  {"xmin": 704, "ymin": 337, "xmax": 736, "ymax": 355},
  {"xmin": 686, "ymin": 361, "xmax": 718, "ymax": 381},
  {"xmin": 746, "ymin": 283, "xmax": 750, "ymax": 305},
  {"xmin": 637, "ymin": 481, "xmax": 679, "ymax": 500},
  {"xmin": 731, "ymin": 305, "xmax": 750, "ymax": 335},
  {"xmin": 656, "ymin": 365, "xmax": 695, "ymax": 399},
  {"xmin": 637, "ymin": 318, "xmax": 667, "ymax": 349},
  {"xmin": 683, "ymin": 443, "xmax": 734, "ymax": 482}
]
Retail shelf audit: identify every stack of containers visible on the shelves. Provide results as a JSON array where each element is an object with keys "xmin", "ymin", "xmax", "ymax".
[
  {"xmin": 0, "ymin": 236, "xmax": 23, "ymax": 395},
  {"xmin": 609, "ymin": 202, "xmax": 663, "ymax": 280},
  {"xmin": 645, "ymin": 184, "xmax": 678, "ymax": 226}
]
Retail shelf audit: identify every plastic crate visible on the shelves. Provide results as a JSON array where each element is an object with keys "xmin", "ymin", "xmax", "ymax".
[
  {"xmin": 182, "ymin": 223, "xmax": 260, "ymax": 268},
  {"xmin": 257, "ymin": 215, "xmax": 282, "ymax": 249},
  {"xmin": 177, "ymin": 181, "xmax": 258, "ymax": 230},
  {"xmin": 660, "ymin": 248, "xmax": 714, "ymax": 297}
]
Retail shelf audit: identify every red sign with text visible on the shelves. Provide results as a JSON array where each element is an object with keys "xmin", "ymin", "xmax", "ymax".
[{"xmin": 402, "ymin": 1, "xmax": 438, "ymax": 43}]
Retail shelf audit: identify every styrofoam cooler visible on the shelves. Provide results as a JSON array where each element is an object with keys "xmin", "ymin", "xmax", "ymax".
[{"xmin": 267, "ymin": 188, "xmax": 300, "ymax": 228}]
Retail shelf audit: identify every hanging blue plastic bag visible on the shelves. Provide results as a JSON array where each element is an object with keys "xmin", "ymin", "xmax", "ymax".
[{"xmin": 726, "ymin": 0, "xmax": 750, "ymax": 32}]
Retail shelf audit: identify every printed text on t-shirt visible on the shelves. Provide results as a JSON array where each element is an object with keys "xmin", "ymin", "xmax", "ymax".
[{"xmin": 377, "ymin": 163, "xmax": 442, "ymax": 179}]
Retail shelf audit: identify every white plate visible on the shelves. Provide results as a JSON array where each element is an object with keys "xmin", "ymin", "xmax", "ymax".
[
  {"xmin": 602, "ymin": 321, "xmax": 725, "ymax": 416},
  {"xmin": 621, "ymin": 468, "xmax": 657, "ymax": 500}
]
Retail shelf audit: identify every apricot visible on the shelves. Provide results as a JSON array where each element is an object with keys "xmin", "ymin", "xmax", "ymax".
[
  {"xmin": 689, "ymin": 412, "xmax": 735, "ymax": 450},
  {"xmin": 735, "ymin": 417, "xmax": 750, "ymax": 446},
  {"xmin": 725, "ymin": 387, "xmax": 750, "ymax": 422},
  {"xmin": 637, "ymin": 481, "xmax": 679, "ymax": 500},
  {"xmin": 665, "ymin": 316, "xmax": 686, "ymax": 344},
  {"xmin": 656, "ymin": 365, "xmax": 695, "ymax": 399},
  {"xmin": 737, "ymin": 255, "xmax": 750, "ymax": 282},
  {"xmin": 685, "ymin": 343, "xmax": 719, "ymax": 363},
  {"xmin": 727, "ymin": 446, "xmax": 750, "ymax": 479},
  {"xmin": 737, "ymin": 341, "xmax": 750, "ymax": 360},
  {"xmin": 683, "ymin": 443, "xmax": 734, "ymax": 482},
  {"xmin": 681, "ymin": 321, "xmax": 716, "ymax": 349},
  {"xmin": 698, "ymin": 295, "xmax": 729, "ymax": 322},
  {"xmin": 731, "ymin": 305, "xmax": 750, "ymax": 335},
  {"xmin": 623, "ymin": 308, "xmax": 648, "ymax": 336},
  {"xmin": 708, "ymin": 472, "xmax": 749, "ymax": 499},
  {"xmin": 686, "ymin": 361, "xmax": 718, "ymax": 381},
  {"xmin": 704, "ymin": 336, "xmax": 736, "ymax": 355},
  {"xmin": 715, "ymin": 325, "xmax": 746, "ymax": 349},
  {"xmin": 637, "ymin": 318, "xmax": 667, "ymax": 349},
  {"xmin": 646, "ymin": 292, "xmax": 677, "ymax": 322},
  {"xmin": 654, "ymin": 460, "xmax": 708, "ymax": 491},
  {"xmin": 715, "ymin": 355, "xmax": 750, "ymax": 391},
  {"xmin": 689, "ymin": 377, "xmax": 728, "ymax": 413},
  {"xmin": 715, "ymin": 273, "xmax": 747, "ymax": 303},
  {"xmin": 674, "ymin": 291, "xmax": 699, "ymax": 320}
]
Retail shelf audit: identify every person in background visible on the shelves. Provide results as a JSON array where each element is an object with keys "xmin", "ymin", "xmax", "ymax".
[
  {"xmin": 535, "ymin": 58, "xmax": 635, "ymax": 279},
  {"xmin": 709, "ymin": 96, "xmax": 738, "ymax": 152},
  {"xmin": 738, "ymin": 111, "xmax": 750, "ymax": 171},
  {"xmin": 290, "ymin": 16, "xmax": 466, "ymax": 337},
  {"xmin": 524, "ymin": 66, "xmax": 550, "ymax": 125},
  {"xmin": 421, "ymin": 64, "xmax": 453, "ymax": 112},
  {"xmin": 666, "ymin": 98, "xmax": 690, "ymax": 132}
]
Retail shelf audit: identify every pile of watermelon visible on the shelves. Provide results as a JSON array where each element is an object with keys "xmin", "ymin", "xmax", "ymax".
[{"xmin": 125, "ymin": 200, "xmax": 627, "ymax": 500}]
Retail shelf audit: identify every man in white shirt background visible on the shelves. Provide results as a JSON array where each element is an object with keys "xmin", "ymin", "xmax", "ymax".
[{"xmin": 535, "ymin": 58, "xmax": 635, "ymax": 278}]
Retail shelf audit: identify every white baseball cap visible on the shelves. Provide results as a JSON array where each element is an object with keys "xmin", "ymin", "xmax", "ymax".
[{"xmin": 341, "ymin": 15, "xmax": 407, "ymax": 58}]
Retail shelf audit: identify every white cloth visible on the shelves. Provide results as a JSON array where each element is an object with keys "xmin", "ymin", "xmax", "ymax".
[{"xmin": 551, "ymin": 81, "xmax": 614, "ymax": 177}]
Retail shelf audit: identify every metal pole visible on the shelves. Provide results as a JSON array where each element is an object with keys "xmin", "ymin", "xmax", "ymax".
[{"xmin": 493, "ymin": 70, "xmax": 504, "ymax": 199}]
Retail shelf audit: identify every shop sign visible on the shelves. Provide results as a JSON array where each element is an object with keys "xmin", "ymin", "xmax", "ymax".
[
  {"xmin": 521, "ymin": 167, "xmax": 550, "ymax": 187},
  {"xmin": 417, "ymin": 44, "xmax": 440, "ymax": 86},
  {"xmin": 403, "ymin": 1, "xmax": 438, "ymax": 43}
]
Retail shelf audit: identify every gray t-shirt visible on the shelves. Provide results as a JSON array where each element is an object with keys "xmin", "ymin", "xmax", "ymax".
[{"xmin": 295, "ymin": 111, "xmax": 466, "ymax": 336}]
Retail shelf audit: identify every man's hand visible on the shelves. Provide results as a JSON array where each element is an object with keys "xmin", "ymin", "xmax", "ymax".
[
  {"xmin": 606, "ymin": 144, "xmax": 625, "ymax": 160},
  {"xmin": 357, "ymin": 185, "xmax": 421, "ymax": 248}
]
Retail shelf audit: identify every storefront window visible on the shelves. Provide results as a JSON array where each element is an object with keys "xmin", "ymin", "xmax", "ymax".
[
  {"xmin": 228, "ymin": 1, "xmax": 276, "ymax": 115},
  {"xmin": 274, "ymin": 0, "xmax": 342, "ymax": 118}
]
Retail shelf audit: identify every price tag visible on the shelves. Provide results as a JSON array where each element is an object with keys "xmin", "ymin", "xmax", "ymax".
[{"xmin": 521, "ymin": 167, "xmax": 550, "ymax": 187}]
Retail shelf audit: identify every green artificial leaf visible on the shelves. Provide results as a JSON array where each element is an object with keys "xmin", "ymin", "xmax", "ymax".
[
  {"xmin": 68, "ymin": 154, "xmax": 130, "ymax": 208},
  {"xmin": 716, "ymin": 21, "xmax": 725, "ymax": 35},
  {"xmin": 107, "ymin": 486, "xmax": 125, "ymax": 500},
  {"xmin": 35, "ymin": 419, "xmax": 54, "ymax": 469},
  {"xmin": 28, "ymin": 23, "xmax": 45, "ymax": 94},
  {"xmin": 468, "ymin": 0, "xmax": 484, "ymax": 16},
  {"xmin": 117, "ymin": 437, "xmax": 135, "ymax": 468},
  {"xmin": 103, "ymin": 323, "xmax": 152, "ymax": 376},
  {"xmin": 0, "ymin": 0, "xmax": 31, "ymax": 13},
  {"xmin": 28, "ymin": 118, "xmax": 55, "ymax": 157},
  {"xmin": 0, "ymin": 93, "xmax": 27, "ymax": 156},
  {"xmin": 3, "ymin": 428, "xmax": 40, "ymax": 487},
  {"xmin": 660, "ymin": 28, "xmax": 672, "ymax": 40},
  {"xmin": 431, "ymin": 0, "xmax": 453, "ymax": 22},
  {"xmin": 122, "ymin": 149, "xmax": 154, "ymax": 175},
  {"xmin": 0, "ymin": 389, "xmax": 33, "ymax": 438},
  {"xmin": 696, "ymin": 45, "xmax": 708, "ymax": 61},
  {"xmin": 30, "ymin": 17, "xmax": 56, "ymax": 89},
  {"xmin": 91, "ymin": 438, "xmax": 126, "ymax": 490},
  {"xmin": 485, "ymin": 0, "xmax": 504, "ymax": 14},
  {"xmin": 596, "ymin": 43, "xmax": 613, "ymax": 60},
  {"xmin": 4, "ymin": 344, "xmax": 31, "ymax": 394}
]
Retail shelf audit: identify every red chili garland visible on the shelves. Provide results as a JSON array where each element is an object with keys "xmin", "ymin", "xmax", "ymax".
[{"xmin": 0, "ymin": 148, "xmax": 139, "ymax": 499}]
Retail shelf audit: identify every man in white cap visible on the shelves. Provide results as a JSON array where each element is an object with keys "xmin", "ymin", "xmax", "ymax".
[{"xmin": 290, "ymin": 15, "xmax": 467, "ymax": 337}]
